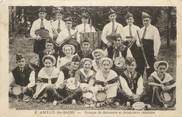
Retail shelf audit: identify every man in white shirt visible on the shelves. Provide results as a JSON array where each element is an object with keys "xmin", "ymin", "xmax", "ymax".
[
  {"xmin": 101, "ymin": 8, "xmax": 124, "ymax": 48},
  {"xmin": 75, "ymin": 12, "xmax": 96, "ymax": 43},
  {"xmin": 139, "ymin": 12, "xmax": 161, "ymax": 76},
  {"xmin": 56, "ymin": 16, "xmax": 79, "ymax": 55},
  {"xmin": 123, "ymin": 12, "xmax": 144, "ymax": 74},
  {"xmin": 51, "ymin": 8, "xmax": 66, "ymax": 40},
  {"xmin": 30, "ymin": 7, "xmax": 53, "ymax": 54}
]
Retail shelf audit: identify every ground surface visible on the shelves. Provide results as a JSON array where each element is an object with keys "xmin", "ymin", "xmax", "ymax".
[{"xmin": 9, "ymin": 35, "xmax": 176, "ymax": 110}]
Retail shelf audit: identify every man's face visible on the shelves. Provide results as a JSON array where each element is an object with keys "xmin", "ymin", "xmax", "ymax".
[
  {"xmin": 45, "ymin": 42, "xmax": 54, "ymax": 50},
  {"xmin": 38, "ymin": 12, "xmax": 46, "ymax": 19},
  {"xmin": 143, "ymin": 18, "xmax": 151, "ymax": 27},
  {"xmin": 102, "ymin": 60, "xmax": 111, "ymax": 72},
  {"xmin": 17, "ymin": 58, "xmax": 26, "ymax": 68},
  {"xmin": 81, "ymin": 17, "xmax": 89, "ymax": 24},
  {"xmin": 109, "ymin": 13, "xmax": 117, "ymax": 21},
  {"xmin": 66, "ymin": 21, "xmax": 72, "ymax": 29},
  {"xmin": 126, "ymin": 17, "xmax": 134, "ymax": 25},
  {"xmin": 126, "ymin": 61, "xmax": 136, "ymax": 72},
  {"xmin": 82, "ymin": 42, "xmax": 90, "ymax": 51},
  {"xmin": 71, "ymin": 62, "xmax": 80, "ymax": 70},
  {"xmin": 157, "ymin": 65, "xmax": 167, "ymax": 75},
  {"xmin": 56, "ymin": 13, "xmax": 63, "ymax": 20},
  {"xmin": 44, "ymin": 59, "xmax": 53, "ymax": 68}
]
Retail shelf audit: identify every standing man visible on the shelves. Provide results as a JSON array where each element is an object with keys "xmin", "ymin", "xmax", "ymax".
[
  {"xmin": 75, "ymin": 12, "xmax": 96, "ymax": 43},
  {"xmin": 51, "ymin": 8, "xmax": 66, "ymax": 40},
  {"xmin": 139, "ymin": 12, "xmax": 161, "ymax": 76},
  {"xmin": 123, "ymin": 12, "xmax": 143, "ymax": 74},
  {"xmin": 30, "ymin": 7, "xmax": 53, "ymax": 54},
  {"xmin": 101, "ymin": 8, "xmax": 124, "ymax": 48}
]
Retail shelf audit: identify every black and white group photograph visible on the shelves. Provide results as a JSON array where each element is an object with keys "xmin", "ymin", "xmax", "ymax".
[{"xmin": 8, "ymin": 6, "xmax": 176, "ymax": 110}]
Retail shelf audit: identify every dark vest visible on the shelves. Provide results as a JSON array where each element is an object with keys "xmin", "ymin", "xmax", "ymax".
[
  {"xmin": 12, "ymin": 65, "xmax": 32, "ymax": 86},
  {"xmin": 107, "ymin": 46, "xmax": 128, "ymax": 59},
  {"xmin": 120, "ymin": 71, "xmax": 141, "ymax": 94}
]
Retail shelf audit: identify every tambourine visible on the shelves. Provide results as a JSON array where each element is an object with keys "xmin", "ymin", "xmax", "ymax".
[
  {"xmin": 12, "ymin": 86, "xmax": 23, "ymax": 96},
  {"xmin": 132, "ymin": 102, "xmax": 146, "ymax": 110},
  {"xmin": 160, "ymin": 91, "xmax": 172, "ymax": 102},
  {"xmin": 35, "ymin": 28, "xmax": 50, "ymax": 39},
  {"xmin": 66, "ymin": 78, "xmax": 80, "ymax": 91},
  {"xmin": 95, "ymin": 90, "xmax": 107, "ymax": 102}
]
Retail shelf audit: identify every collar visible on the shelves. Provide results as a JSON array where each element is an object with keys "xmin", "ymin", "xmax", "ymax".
[{"xmin": 80, "ymin": 68, "xmax": 94, "ymax": 78}]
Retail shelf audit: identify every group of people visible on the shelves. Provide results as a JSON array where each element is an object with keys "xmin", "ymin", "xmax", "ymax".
[{"xmin": 9, "ymin": 7, "xmax": 176, "ymax": 109}]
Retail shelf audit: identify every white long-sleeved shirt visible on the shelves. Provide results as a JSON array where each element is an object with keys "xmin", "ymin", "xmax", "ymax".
[
  {"xmin": 75, "ymin": 23, "xmax": 96, "ymax": 43},
  {"xmin": 119, "ymin": 75, "xmax": 144, "ymax": 96},
  {"xmin": 101, "ymin": 21, "xmax": 123, "ymax": 45},
  {"xmin": 38, "ymin": 67, "xmax": 64, "ymax": 88},
  {"xmin": 30, "ymin": 18, "xmax": 53, "ymax": 39},
  {"xmin": 51, "ymin": 19, "xmax": 66, "ymax": 33},
  {"xmin": 56, "ymin": 28, "xmax": 77, "ymax": 45},
  {"xmin": 140, "ymin": 24, "xmax": 161, "ymax": 56},
  {"xmin": 123, "ymin": 24, "xmax": 140, "ymax": 41}
]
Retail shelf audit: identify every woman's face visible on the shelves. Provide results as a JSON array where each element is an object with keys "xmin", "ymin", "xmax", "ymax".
[
  {"xmin": 83, "ymin": 61, "xmax": 92, "ymax": 70},
  {"xmin": 126, "ymin": 61, "xmax": 136, "ymax": 72},
  {"xmin": 157, "ymin": 65, "xmax": 166, "ymax": 75},
  {"xmin": 94, "ymin": 52, "xmax": 102, "ymax": 60},
  {"xmin": 44, "ymin": 59, "xmax": 53, "ymax": 68},
  {"xmin": 102, "ymin": 60, "xmax": 111, "ymax": 72},
  {"xmin": 64, "ymin": 47, "xmax": 72, "ymax": 56}
]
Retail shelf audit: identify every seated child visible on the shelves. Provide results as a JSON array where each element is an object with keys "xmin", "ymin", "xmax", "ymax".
[
  {"xmin": 118, "ymin": 57, "xmax": 144, "ymax": 106},
  {"xmin": 147, "ymin": 61, "xmax": 176, "ymax": 108},
  {"xmin": 33, "ymin": 55, "xmax": 65, "ymax": 105},
  {"xmin": 78, "ymin": 39, "xmax": 93, "ymax": 59},
  {"xmin": 57, "ymin": 44, "xmax": 75, "ymax": 69},
  {"xmin": 75, "ymin": 58, "xmax": 95, "ymax": 107},
  {"xmin": 9, "ymin": 53, "xmax": 33, "ymax": 102}
]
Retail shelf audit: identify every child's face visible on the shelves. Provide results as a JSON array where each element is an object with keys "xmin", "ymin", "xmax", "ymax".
[
  {"xmin": 102, "ymin": 60, "xmax": 111, "ymax": 72},
  {"xmin": 126, "ymin": 61, "xmax": 136, "ymax": 72},
  {"xmin": 44, "ymin": 59, "xmax": 53, "ymax": 68},
  {"xmin": 82, "ymin": 42, "xmax": 90, "ymax": 51},
  {"xmin": 45, "ymin": 42, "xmax": 54, "ymax": 50},
  {"xmin": 83, "ymin": 61, "xmax": 92, "ymax": 70},
  {"xmin": 114, "ymin": 37, "xmax": 122, "ymax": 47},
  {"xmin": 143, "ymin": 18, "xmax": 151, "ymax": 27},
  {"xmin": 71, "ymin": 61, "xmax": 80, "ymax": 70},
  {"xmin": 17, "ymin": 58, "xmax": 26, "ymax": 68},
  {"xmin": 64, "ymin": 47, "xmax": 72, "ymax": 56},
  {"xmin": 157, "ymin": 65, "xmax": 167, "ymax": 75}
]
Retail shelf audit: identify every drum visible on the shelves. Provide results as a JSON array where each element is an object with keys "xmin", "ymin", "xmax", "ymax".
[
  {"xmin": 132, "ymin": 102, "xmax": 146, "ymax": 110},
  {"xmin": 66, "ymin": 78, "xmax": 80, "ymax": 92},
  {"xmin": 95, "ymin": 90, "xmax": 107, "ymax": 102},
  {"xmin": 12, "ymin": 86, "xmax": 23, "ymax": 96},
  {"xmin": 80, "ymin": 32, "xmax": 102, "ymax": 50},
  {"xmin": 35, "ymin": 28, "xmax": 50, "ymax": 39}
]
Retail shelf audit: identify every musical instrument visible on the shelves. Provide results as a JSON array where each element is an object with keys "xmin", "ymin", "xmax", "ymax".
[
  {"xmin": 132, "ymin": 102, "xmax": 146, "ymax": 110},
  {"xmin": 136, "ymin": 30, "xmax": 150, "ymax": 69},
  {"xmin": 35, "ymin": 28, "xmax": 50, "ymax": 40},
  {"xmin": 80, "ymin": 31, "xmax": 102, "ymax": 50},
  {"xmin": 66, "ymin": 77, "xmax": 80, "ymax": 92},
  {"xmin": 12, "ymin": 86, "xmax": 23, "ymax": 96},
  {"xmin": 95, "ymin": 90, "xmax": 107, "ymax": 102},
  {"xmin": 50, "ymin": 20, "xmax": 59, "ymax": 40}
]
